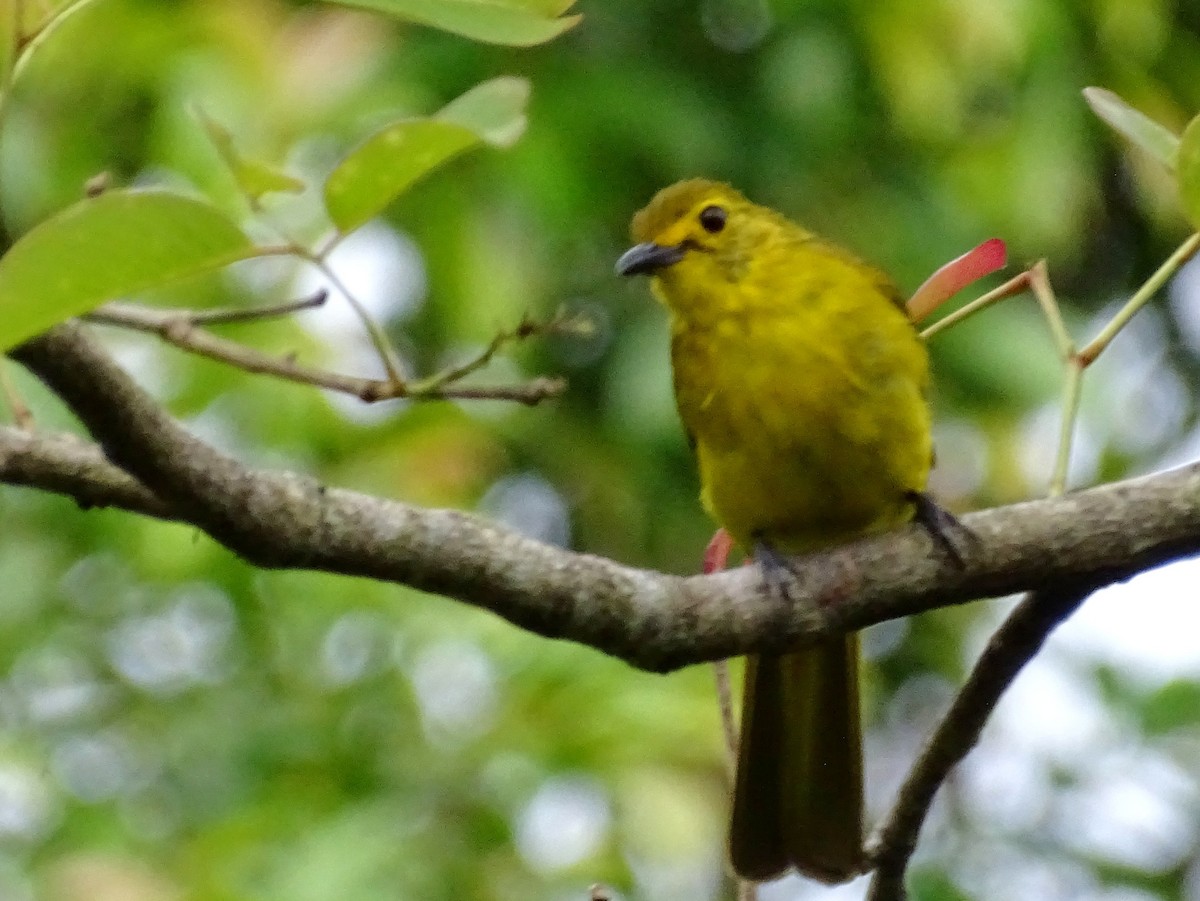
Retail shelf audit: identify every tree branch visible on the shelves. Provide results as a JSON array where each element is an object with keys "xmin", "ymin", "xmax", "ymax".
[
  {"xmin": 6, "ymin": 322, "xmax": 1200, "ymax": 674},
  {"xmin": 864, "ymin": 583, "xmax": 1093, "ymax": 900},
  {"xmin": 0, "ymin": 424, "xmax": 172, "ymax": 519},
  {"xmin": 85, "ymin": 301, "xmax": 566, "ymax": 406}
]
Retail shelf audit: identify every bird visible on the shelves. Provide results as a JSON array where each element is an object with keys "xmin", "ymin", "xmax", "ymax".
[{"xmin": 616, "ymin": 178, "xmax": 935, "ymax": 883}]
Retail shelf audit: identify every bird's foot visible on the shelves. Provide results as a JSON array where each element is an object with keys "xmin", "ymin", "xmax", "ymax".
[
  {"xmin": 752, "ymin": 535, "xmax": 797, "ymax": 601},
  {"xmin": 905, "ymin": 490, "xmax": 977, "ymax": 567},
  {"xmin": 752, "ymin": 535, "xmax": 859, "ymax": 607}
]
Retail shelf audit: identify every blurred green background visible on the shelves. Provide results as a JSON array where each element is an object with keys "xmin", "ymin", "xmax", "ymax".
[{"xmin": 4, "ymin": 1, "xmax": 1200, "ymax": 899}]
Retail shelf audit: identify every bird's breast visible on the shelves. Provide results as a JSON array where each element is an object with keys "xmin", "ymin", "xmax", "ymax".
[{"xmin": 669, "ymin": 299, "xmax": 931, "ymax": 552}]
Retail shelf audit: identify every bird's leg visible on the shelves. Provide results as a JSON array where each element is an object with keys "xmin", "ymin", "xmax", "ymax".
[
  {"xmin": 905, "ymin": 490, "xmax": 976, "ymax": 567},
  {"xmin": 752, "ymin": 535, "xmax": 860, "ymax": 607},
  {"xmin": 752, "ymin": 534, "xmax": 797, "ymax": 601}
]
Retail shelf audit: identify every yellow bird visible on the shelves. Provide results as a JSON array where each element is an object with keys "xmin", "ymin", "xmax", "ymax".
[{"xmin": 617, "ymin": 179, "xmax": 935, "ymax": 883}]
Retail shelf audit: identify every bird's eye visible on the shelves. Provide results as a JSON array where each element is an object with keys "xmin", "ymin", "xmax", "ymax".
[{"xmin": 699, "ymin": 205, "xmax": 726, "ymax": 233}]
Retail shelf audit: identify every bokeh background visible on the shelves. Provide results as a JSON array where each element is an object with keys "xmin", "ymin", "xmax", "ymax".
[{"xmin": 3, "ymin": 0, "xmax": 1200, "ymax": 899}]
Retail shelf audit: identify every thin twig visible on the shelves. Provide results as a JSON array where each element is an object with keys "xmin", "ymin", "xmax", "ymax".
[
  {"xmin": 158, "ymin": 290, "xmax": 329, "ymax": 326},
  {"xmin": 702, "ymin": 529, "xmax": 741, "ymax": 775},
  {"xmin": 0, "ymin": 361, "xmax": 32, "ymax": 429},
  {"xmin": 918, "ymin": 270, "xmax": 1032, "ymax": 338},
  {"xmin": 407, "ymin": 310, "xmax": 586, "ymax": 396},
  {"xmin": 1018, "ymin": 263, "xmax": 1081, "ymax": 498},
  {"xmin": 865, "ymin": 584, "xmax": 1094, "ymax": 901},
  {"xmin": 1026, "ymin": 261, "xmax": 1075, "ymax": 360},
  {"xmin": 716, "ymin": 665, "xmax": 761, "ymax": 901},
  {"xmin": 1049, "ymin": 360, "xmax": 1084, "ymax": 498},
  {"xmin": 1078, "ymin": 231, "xmax": 1200, "ymax": 365},
  {"xmin": 305, "ymin": 251, "xmax": 406, "ymax": 383},
  {"xmin": 83, "ymin": 303, "xmax": 566, "ymax": 406},
  {"xmin": 712, "ymin": 661, "xmax": 739, "ymax": 777},
  {"xmin": 313, "ymin": 229, "xmax": 341, "ymax": 261},
  {"xmin": 701, "ymin": 529, "xmax": 757, "ymax": 901}
]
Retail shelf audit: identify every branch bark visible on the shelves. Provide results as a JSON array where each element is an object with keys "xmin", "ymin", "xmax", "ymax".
[
  {"xmin": 0, "ymin": 424, "xmax": 172, "ymax": 519},
  {"xmin": 6, "ymin": 322, "xmax": 1200, "ymax": 673},
  {"xmin": 84, "ymin": 301, "xmax": 567, "ymax": 405},
  {"xmin": 865, "ymin": 583, "xmax": 1093, "ymax": 900}
]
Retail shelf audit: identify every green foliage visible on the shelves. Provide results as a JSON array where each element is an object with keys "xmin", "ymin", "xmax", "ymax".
[
  {"xmin": 2, "ymin": 1, "xmax": 1200, "ymax": 900},
  {"xmin": 0, "ymin": 9, "xmax": 533, "ymax": 351},
  {"xmin": 1175, "ymin": 115, "xmax": 1200, "ymax": 229},
  {"xmin": 0, "ymin": 191, "xmax": 253, "ymax": 349},
  {"xmin": 1141, "ymin": 680, "xmax": 1200, "ymax": 735},
  {"xmin": 329, "ymin": 0, "xmax": 580, "ymax": 46},
  {"xmin": 325, "ymin": 77, "xmax": 529, "ymax": 234},
  {"xmin": 1084, "ymin": 87, "xmax": 1180, "ymax": 170},
  {"xmin": 197, "ymin": 110, "xmax": 306, "ymax": 208},
  {"xmin": 909, "ymin": 867, "xmax": 972, "ymax": 901},
  {"xmin": 1083, "ymin": 86, "xmax": 1200, "ymax": 232}
]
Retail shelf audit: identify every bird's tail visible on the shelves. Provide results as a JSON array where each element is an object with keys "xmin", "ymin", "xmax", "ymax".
[{"xmin": 729, "ymin": 636, "xmax": 865, "ymax": 883}]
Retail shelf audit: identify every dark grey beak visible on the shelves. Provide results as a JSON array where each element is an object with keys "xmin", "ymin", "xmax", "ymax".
[{"xmin": 615, "ymin": 241, "xmax": 687, "ymax": 276}]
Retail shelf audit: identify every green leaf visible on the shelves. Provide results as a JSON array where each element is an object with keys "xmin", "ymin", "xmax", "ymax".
[
  {"xmin": 198, "ymin": 109, "xmax": 306, "ymax": 207},
  {"xmin": 323, "ymin": 77, "xmax": 530, "ymax": 234},
  {"xmin": 1142, "ymin": 680, "xmax": 1200, "ymax": 735},
  {"xmin": 326, "ymin": 0, "xmax": 580, "ymax": 46},
  {"xmin": 437, "ymin": 76, "xmax": 529, "ymax": 148},
  {"xmin": 13, "ymin": 0, "xmax": 105, "ymax": 81},
  {"xmin": 0, "ymin": 191, "xmax": 255, "ymax": 350},
  {"xmin": 1083, "ymin": 87, "xmax": 1179, "ymax": 170},
  {"xmin": 1176, "ymin": 113, "xmax": 1200, "ymax": 228},
  {"xmin": 324, "ymin": 121, "xmax": 479, "ymax": 234},
  {"xmin": 907, "ymin": 866, "xmax": 971, "ymax": 901}
]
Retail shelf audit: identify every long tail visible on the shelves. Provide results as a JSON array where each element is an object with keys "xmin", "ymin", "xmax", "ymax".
[{"xmin": 728, "ymin": 635, "xmax": 865, "ymax": 883}]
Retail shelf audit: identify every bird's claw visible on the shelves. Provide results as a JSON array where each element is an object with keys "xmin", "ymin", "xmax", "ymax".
[
  {"xmin": 906, "ymin": 490, "xmax": 977, "ymax": 567},
  {"xmin": 753, "ymin": 536, "xmax": 801, "ymax": 602}
]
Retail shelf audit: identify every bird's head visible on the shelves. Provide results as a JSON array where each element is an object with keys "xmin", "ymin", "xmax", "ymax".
[{"xmin": 615, "ymin": 179, "xmax": 754, "ymax": 279}]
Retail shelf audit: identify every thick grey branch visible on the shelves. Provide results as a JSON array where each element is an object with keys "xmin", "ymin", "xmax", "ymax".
[
  {"xmin": 865, "ymin": 583, "xmax": 1093, "ymax": 900},
  {"xmin": 7, "ymin": 323, "xmax": 1200, "ymax": 672},
  {"xmin": 0, "ymin": 425, "xmax": 172, "ymax": 519}
]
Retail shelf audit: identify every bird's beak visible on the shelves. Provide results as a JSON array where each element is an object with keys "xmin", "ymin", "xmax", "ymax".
[{"xmin": 615, "ymin": 241, "xmax": 687, "ymax": 276}]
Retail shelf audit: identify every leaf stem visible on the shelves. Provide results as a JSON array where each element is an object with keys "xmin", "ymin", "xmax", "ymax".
[
  {"xmin": 176, "ymin": 290, "xmax": 329, "ymax": 326},
  {"xmin": 11, "ymin": 0, "xmax": 103, "ymax": 82},
  {"xmin": 299, "ymin": 248, "xmax": 406, "ymax": 384},
  {"xmin": 0, "ymin": 360, "xmax": 32, "ymax": 428},
  {"xmin": 1077, "ymin": 231, "xmax": 1200, "ymax": 366},
  {"xmin": 0, "ymin": 0, "xmax": 23, "ymax": 177},
  {"xmin": 1027, "ymin": 261, "xmax": 1075, "ymax": 361},
  {"xmin": 918, "ymin": 271, "xmax": 1032, "ymax": 339},
  {"xmin": 1049, "ymin": 360, "xmax": 1084, "ymax": 498},
  {"xmin": 409, "ymin": 316, "xmax": 517, "ymax": 393},
  {"xmin": 85, "ymin": 301, "xmax": 566, "ymax": 406}
]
